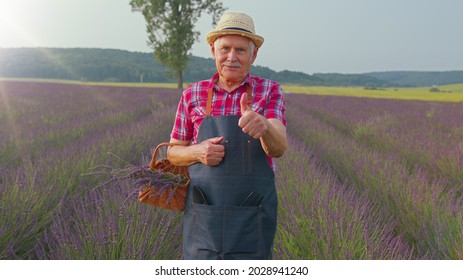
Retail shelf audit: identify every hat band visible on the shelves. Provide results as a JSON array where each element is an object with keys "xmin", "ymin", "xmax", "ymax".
[{"xmin": 221, "ymin": 27, "xmax": 253, "ymax": 34}]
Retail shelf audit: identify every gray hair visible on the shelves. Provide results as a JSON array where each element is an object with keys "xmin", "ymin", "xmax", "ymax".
[{"xmin": 249, "ymin": 40, "xmax": 256, "ymax": 55}]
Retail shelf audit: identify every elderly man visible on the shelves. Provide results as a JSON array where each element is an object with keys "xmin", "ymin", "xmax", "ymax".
[{"xmin": 168, "ymin": 12, "xmax": 287, "ymax": 260}]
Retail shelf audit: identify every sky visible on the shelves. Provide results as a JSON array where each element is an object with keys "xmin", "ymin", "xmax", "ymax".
[{"xmin": 1, "ymin": 0, "xmax": 462, "ymax": 74}]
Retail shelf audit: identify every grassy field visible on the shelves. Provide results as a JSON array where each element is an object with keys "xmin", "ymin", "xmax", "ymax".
[
  {"xmin": 3, "ymin": 77, "xmax": 463, "ymax": 102},
  {"xmin": 1, "ymin": 79, "xmax": 463, "ymax": 259},
  {"xmin": 282, "ymin": 84, "xmax": 463, "ymax": 102},
  {"xmin": 0, "ymin": 77, "xmax": 180, "ymax": 89}
]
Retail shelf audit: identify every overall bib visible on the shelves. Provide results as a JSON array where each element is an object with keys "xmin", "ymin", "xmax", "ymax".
[{"xmin": 182, "ymin": 87, "xmax": 278, "ymax": 260}]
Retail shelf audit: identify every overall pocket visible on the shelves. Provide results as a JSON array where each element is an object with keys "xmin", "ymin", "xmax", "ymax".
[
  {"xmin": 223, "ymin": 137, "xmax": 253, "ymax": 176},
  {"xmin": 223, "ymin": 205, "xmax": 261, "ymax": 255},
  {"xmin": 223, "ymin": 139, "xmax": 244, "ymax": 176},
  {"xmin": 192, "ymin": 203, "xmax": 262, "ymax": 257}
]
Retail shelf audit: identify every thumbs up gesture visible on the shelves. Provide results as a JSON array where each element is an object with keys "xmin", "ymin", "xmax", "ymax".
[{"xmin": 238, "ymin": 92, "xmax": 268, "ymax": 139}]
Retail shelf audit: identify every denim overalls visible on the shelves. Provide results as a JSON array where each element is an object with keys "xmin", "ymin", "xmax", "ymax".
[{"xmin": 182, "ymin": 86, "xmax": 278, "ymax": 260}]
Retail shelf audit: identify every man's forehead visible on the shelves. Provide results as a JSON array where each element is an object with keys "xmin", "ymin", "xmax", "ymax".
[{"xmin": 214, "ymin": 35, "xmax": 252, "ymax": 46}]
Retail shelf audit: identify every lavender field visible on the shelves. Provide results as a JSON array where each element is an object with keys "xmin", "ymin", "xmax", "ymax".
[{"xmin": 1, "ymin": 81, "xmax": 462, "ymax": 260}]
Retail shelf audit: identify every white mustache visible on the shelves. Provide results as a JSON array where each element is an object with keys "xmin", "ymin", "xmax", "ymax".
[{"xmin": 222, "ymin": 62, "xmax": 241, "ymax": 68}]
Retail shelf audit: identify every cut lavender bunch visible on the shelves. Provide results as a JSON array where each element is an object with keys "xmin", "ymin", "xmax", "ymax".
[{"xmin": 86, "ymin": 153, "xmax": 189, "ymax": 206}]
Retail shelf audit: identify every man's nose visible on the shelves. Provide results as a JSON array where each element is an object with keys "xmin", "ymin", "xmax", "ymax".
[{"xmin": 227, "ymin": 49, "xmax": 238, "ymax": 61}]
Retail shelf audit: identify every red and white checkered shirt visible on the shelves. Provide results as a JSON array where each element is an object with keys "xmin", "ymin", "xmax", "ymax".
[{"xmin": 170, "ymin": 73, "xmax": 286, "ymax": 168}]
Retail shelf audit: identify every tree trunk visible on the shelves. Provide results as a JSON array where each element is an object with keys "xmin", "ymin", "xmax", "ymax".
[{"xmin": 177, "ymin": 70, "xmax": 183, "ymax": 89}]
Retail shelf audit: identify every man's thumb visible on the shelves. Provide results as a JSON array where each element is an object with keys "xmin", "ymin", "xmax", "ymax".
[
  {"xmin": 240, "ymin": 92, "xmax": 250, "ymax": 115},
  {"xmin": 211, "ymin": 136, "xmax": 224, "ymax": 144}
]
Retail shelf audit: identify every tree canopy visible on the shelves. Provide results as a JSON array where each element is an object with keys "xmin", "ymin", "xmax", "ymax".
[{"xmin": 130, "ymin": 0, "xmax": 225, "ymax": 89}]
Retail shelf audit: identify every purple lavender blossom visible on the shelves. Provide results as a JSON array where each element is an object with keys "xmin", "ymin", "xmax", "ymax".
[{"xmin": 1, "ymin": 81, "xmax": 462, "ymax": 259}]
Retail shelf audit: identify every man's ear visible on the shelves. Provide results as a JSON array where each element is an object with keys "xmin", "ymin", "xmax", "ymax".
[
  {"xmin": 251, "ymin": 47, "xmax": 259, "ymax": 64},
  {"xmin": 210, "ymin": 43, "xmax": 216, "ymax": 60}
]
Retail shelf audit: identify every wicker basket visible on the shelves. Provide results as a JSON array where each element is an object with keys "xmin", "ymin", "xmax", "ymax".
[{"xmin": 138, "ymin": 143, "xmax": 190, "ymax": 211}]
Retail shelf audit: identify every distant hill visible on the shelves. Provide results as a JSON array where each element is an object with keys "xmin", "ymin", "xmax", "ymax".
[
  {"xmin": 1, "ymin": 47, "xmax": 462, "ymax": 87},
  {"xmin": 364, "ymin": 71, "xmax": 463, "ymax": 87}
]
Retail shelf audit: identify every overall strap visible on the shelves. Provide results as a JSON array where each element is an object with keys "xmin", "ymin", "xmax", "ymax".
[{"xmin": 206, "ymin": 85, "xmax": 253, "ymax": 116}]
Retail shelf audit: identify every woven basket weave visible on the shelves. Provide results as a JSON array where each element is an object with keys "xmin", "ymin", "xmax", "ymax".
[{"xmin": 138, "ymin": 143, "xmax": 190, "ymax": 211}]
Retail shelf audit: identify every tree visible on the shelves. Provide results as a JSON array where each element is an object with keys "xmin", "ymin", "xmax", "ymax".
[{"xmin": 130, "ymin": 0, "xmax": 225, "ymax": 89}]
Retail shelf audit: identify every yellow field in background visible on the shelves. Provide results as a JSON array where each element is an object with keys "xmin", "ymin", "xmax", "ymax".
[
  {"xmin": 2, "ymin": 77, "xmax": 463, "ymax": 102},
  {"xmin": 282, "ymin": 84, "xmax": 463, "ymax": 102},
  {"xmin": 0, "ymin": 77, "xmax": 179, "ymax": 89}
]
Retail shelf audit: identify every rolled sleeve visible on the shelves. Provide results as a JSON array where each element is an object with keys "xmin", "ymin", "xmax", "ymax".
[
  {"xmin": 265, "ymin": 84, "xmax": 286, "ymax": 126},
  {"xmin": 170, "ymin": 92, "xmax": 193, "ymax": 142}
]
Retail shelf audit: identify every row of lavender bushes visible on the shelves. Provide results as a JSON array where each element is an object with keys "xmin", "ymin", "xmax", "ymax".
[
  {"xmin": 284, "ymin": 94, "xmax": 463, "ymax": 259},
  {"xmin": 1, "ymin": 82, "xmax": 183, "ymax": 259},
  {"xmin": 1, "ymin": 81, "xmax": 462, "ymax": 259}
]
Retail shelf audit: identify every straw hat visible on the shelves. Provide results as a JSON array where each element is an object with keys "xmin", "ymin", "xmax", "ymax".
[{"xmin": 206, "ymin": 12, "xmax": 264, "ymax": 48}]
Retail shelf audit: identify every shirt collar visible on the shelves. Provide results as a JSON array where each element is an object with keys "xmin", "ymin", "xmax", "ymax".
[{"xmin": 208, "ymin": 73, "xmax": 252, "ymax": 93}]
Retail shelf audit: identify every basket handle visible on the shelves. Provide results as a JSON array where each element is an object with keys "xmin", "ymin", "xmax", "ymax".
[{"xmin": 149, "ymin": 142, "xmax": 185, "ymax": 169}]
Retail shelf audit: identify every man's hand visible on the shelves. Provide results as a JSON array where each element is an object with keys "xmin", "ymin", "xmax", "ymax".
[
  {"xmin": 238, "ymin": 93, "xmax": 268, "ymax": 139},
  {"xmin": 198, "ymin": 136, "xmax": 225, "ymax": 166}
]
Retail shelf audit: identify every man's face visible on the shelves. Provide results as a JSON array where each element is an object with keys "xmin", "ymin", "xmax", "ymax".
[{"xmin": 211, "ymin": 35, "xmax": 258, "ymax": 86}]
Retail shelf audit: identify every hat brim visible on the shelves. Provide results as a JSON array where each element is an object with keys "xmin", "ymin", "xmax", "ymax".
[{"xmin": 206, "ymin": 30, "xmax": 264, "ymax": 48}]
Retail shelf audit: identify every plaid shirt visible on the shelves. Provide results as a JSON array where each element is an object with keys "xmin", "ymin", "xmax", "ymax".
[{"xmin": 170, "ymin": 73, "xmax": 286, "ymax": 168}]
